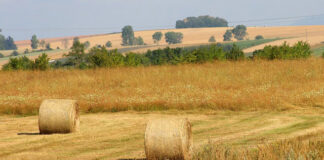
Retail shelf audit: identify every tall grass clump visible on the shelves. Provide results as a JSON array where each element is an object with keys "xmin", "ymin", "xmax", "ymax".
[{"xmin": 194, "ymin": 138, "xmax": 324, "ymax": 160}]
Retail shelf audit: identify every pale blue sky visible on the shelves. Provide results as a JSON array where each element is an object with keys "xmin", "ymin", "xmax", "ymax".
[{"xmin": 1, "ymin": 0, "xmax": 324, "ymax": 40}]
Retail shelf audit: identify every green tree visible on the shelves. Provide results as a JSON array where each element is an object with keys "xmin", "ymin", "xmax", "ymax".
[
  {"xmin": 225, "ymin": 44, "xmax": 245, "ymax": 60},
  {"xmin": 31, "ymin": 34, "xmax": 39, "ymax": 49},
  {"xmin": 0, "ymin": 53, "xmax": 4, "ymax": 58},
  {"xmin": 84, "ymin": 41, "xmax": 90, "ymax": 49},
  {"xmin": 46, "ymin": 43, "xmax": 52, "ymax": 50},
  {"xmin": 134, "ymin": 36, "xmax": 144, "ymax": 45},
  {"xmin": 5, "ymin": 36, "xmax": 17, "ymax": 50},
  {"xmin": 208, "ymin": 36, "xmax": 216, "ymax": 43},
  {"xmin": 73, "ymin": 37, "xmax": 80, "ymax": 44},
  {"xmin": 65, "ymin": 40, "xmax": 86, "ymax": 67},
  {"xmin": 61, "ymin": 39, "xmax": 69, "ymax": 49},
  {"xmin": 223, "ymin": 30, "xmax": 233, "ymax": 41},
  {"xmin": 106, "ymin": 41, "xmax": 112, "ymax": 48},
  {"xmin": 122, "ymin": 25, "xmax": 135, "ymax": 46},
  {"xmin": 152, "ymin": 32, "xmax": 163, "ymax": 44},
  {"xmin": 165, "ymin": 32, "xmax": 183, "ymax": 44},
  {"xmin": 0, "ymin": 34, "xmax": 5, "ymax": 50},
  {"xmin": 232, "ymin": 25, "xmax": 247, "ymax": 40},
  {"xmin": 39, "ymin": 40, "xmax": 46, "ymax": 49},
  {"xmin": 255, "ymin": 35, "xmax": 264, "ymax": 40},
  {"xmin": 33, "ymin": 53, "xmax": 49, "ymax": 70}
]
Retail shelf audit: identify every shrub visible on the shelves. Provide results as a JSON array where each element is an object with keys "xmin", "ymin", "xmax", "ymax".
[
  {"xmin": 252, "ymin": 41, "xmax": 311, "ymax": 60},
  {"xmin": 2, "ymin": 56, "xmax": 33, "ymax": 71},
  {"xmin": 165, "ymin": 32, "xmax": 183, "ymax": 44},
  {"xmin": 208, "ymin": 36, "xmax": 216, "ymax": 43},
  {"xmin": 24, "ymin": 49, "xmax": 29, "ymax": 54},
  {"xmin": 88, "ymin": 47, "xmax": 124, "ymax": 68},
  {"xmin": 255, "ymin": 35, "xmax": 264, "ymax": 40},
  {"xmin": 33, "ymin": 53, "xmax": 50, "ymax": 70},
  {"xmin": 225, "ymin": 44, "xmax": 245, "ymax": 60},
  {"xmin": 322, "ymin": 52, "xmax": 324, "ymax": 58},
  {"xmin": 11, "ymin": 50, "xmax": 19, "ymax": 56},
  {"xmin": 106, "ymin": 41, "xmax": 112, "ymax": 48},
  {"xmin": 223, "ymin": 30, "xmax": 232, "ymax": 41},
  {"xmin": 0, "ymin": 53, "xmax": 3, "ymax": 58}
]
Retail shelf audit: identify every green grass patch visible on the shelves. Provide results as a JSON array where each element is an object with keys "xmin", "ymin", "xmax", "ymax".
[
  {"xmin": 0, "ymin": 49, "xmax": 69, "ymax": 62},
  {"xmin": 312, "ymin": 46, "xmax": 324, "ymax": 57}
]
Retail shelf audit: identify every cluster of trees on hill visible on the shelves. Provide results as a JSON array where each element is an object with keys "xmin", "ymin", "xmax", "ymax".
[
  {"xmin": 176, "ymin": 16, "xmax": 228, "ymax": 28},
  {"xmin": 2, "ymin": 53, "xmax": 49, "ymax": 71},
  {"xmin": 0, "ymin": 29, "xmax": 17, "ymax": 50}
]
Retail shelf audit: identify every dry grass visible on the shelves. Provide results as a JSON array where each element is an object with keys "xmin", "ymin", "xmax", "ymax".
[
  {"xmin": 0, "ymin": 58, "xmax": 323, "ymax": 115},
  {"xmin": 195, "ymin": 133, "xmax": 324, "ymax": 160},
  {"xmin": 1, "ymin": 110, "xmax": 324, "ymax": 160}
]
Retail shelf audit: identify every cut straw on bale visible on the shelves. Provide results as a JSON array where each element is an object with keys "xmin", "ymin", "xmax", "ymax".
[
  {"xmin": 145, "ymin": 118, "xmax": 193, "ymax": 160},
  {"xmin": 38, "ymin": 99, "xmax": 80, "ymax": 134}
]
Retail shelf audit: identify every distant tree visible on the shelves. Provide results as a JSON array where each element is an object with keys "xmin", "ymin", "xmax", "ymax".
[
  {"xmin": 0, "ymin": 34, "xmax": 5, "ymax": 50},
  {"xmin": 33, "ymin": 53, "xmax": 49, "ymax": 70},
  {"xmin": 255, "ymin": 35, "xmax": 264, "ymax": 40},
  {"xmin": 84, "ymin": 41, "xmax": 90, "ymax": 49},
  {"xmin": 39, "ymin": 40, "xmax": 46, "ymax": 49},
  {"xmin": 122, "ymin": 25, "xmax": 135, "ymax": 46},
  {"xmin": 232, "ymin": 25, "xmax": 247, "ymax": 40},
  {"xmin": 4, "ymin": 36, "xmax": 17, "ymax": 50},
  {"xmin": 0, "ymin": 53, "xmax": 4, "ymax": 58},
  {"xmin": 208, "ymin": 36, "xmax": 216, "ymax": 43},
  {"xmin": 11, "ymin": 50, "xmax": 19, "ymax": 56},
  {"xmin": 152, "ymin": 32, "xmax": 163, "ymax": 44},
  {"xmin": 62, "ymin": 39, "xmax": 69, "ymax": 49},
  {"xmin": 46, "ymin": 43, "xmax": 52, "ymax": 50},
  {"xmin": 134, "ymin": 36, "xmax": 145, "ymax": 45},
  {"xmin": 73, "ymin": 37, "xmax": 80, "ymax": 45},
  {"xmin": 31, "ymin": 35, "xmax": 39, "ymax": 49},
  {"xmin": 176, "ymin": 15, "xmax": 228, "ymax": 28},
  {"xmin": 105, "ymin": 41, "xmax": 112, "ymax": 48},
  {"xmin": 65, "ymin": 40, "xmax": 86, "ymax": 67},
  {"xmin": 24, "ymin": 49, "xmax": 29, "ymax": 54},
  {"xmin": 165, "ymin": 32, "xmax": 183, "ymax": 44},
  {"xmin": 223, "ymin": 30, "xmax": 233, "ymax": 41}
]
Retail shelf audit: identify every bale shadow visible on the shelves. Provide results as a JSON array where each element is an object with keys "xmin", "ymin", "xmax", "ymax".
[{"xmin": 17, "ymin": 132, "xmax": 40, "ymax": 135}]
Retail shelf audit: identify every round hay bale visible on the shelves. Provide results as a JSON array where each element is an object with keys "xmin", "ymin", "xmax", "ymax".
[
  {"xmin": 38, "ymin": 99, "xmax": 79, "ymax": 134},
  {"xmin": 144, "ymin": 118, "xmax": 193, "ymax": 160}
]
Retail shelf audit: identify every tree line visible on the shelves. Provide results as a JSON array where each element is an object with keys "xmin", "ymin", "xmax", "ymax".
[
  {"xmin": 0, "ymin": 29, "xmax": 17, "ymax": 50},
  {"xmin": 2, "ymin": 38, "xmax": 313, "ymax": 71}
]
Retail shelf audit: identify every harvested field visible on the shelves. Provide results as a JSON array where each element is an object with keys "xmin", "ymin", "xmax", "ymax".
[{"xmin": 0, "ymin": 110, "xmax": 324, "ymax": 160}]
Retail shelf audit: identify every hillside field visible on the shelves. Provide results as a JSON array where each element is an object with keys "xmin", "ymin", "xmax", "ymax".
[{"xmin": 12, "ymin": 25, "xmax": 324, "ymax": 54}]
